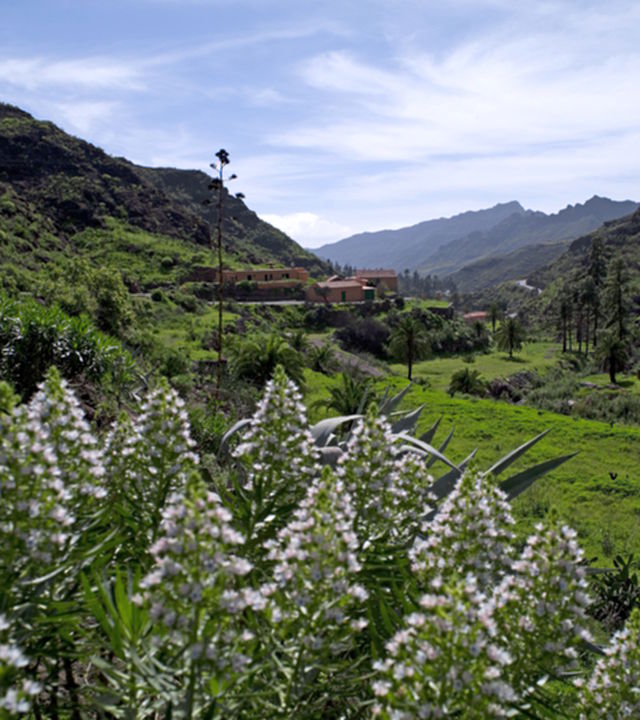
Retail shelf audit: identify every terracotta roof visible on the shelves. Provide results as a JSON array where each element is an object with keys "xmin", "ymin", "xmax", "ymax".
[
  {"xmin": 464, "ymin": 311, "xmax": 488, "ymax": 320},
  {"xmin": 315, "ymin": 280, "xmax": 366, "ymax": 289}
]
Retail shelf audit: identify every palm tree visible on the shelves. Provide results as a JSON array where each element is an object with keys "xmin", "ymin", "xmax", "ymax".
[
  {"xmin": 229, "ymin": 333, "xmax": 304, "ymax": 388},
  {"xmin": 448, "ymin": 368, "xmax": 486, "ymax": 397},
  {"xmin": 488, "ymin": 302, "xmax": 502, "ymax": 334},
  {"xmin": 496, "ymin": 316, "xmax": 525, "ymax": 360},
  {"xmin": 595, "ymin": 332, "xmax": 628, "ymax": 384},
  {"xmin": 388, "ymin": 314, "xmax": 430, "ymax": 380},
  {"xmin": 313, "ymin": 371, "xmax": 374, "ymax": 416},
  {"xmin": 307, "ymin": 343, "xmax": 337, "ymax": 374},
  {"xmin": 287, "ymin": 328, "xmax": 309, "ymax": 353}
]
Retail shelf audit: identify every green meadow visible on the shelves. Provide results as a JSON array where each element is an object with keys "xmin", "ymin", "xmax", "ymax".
[
  {"xmin": 305, "ymin": 367, "xmax": 640, "ymax": 561},
  {"xmin": 389, "ymin": 340, "xmax": 560, "ymax": 391}
]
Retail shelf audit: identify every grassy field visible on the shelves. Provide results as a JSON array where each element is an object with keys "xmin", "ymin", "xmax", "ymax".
[
  {"xmin": 389, "ymin": 340, "xmax": 561, "ymax": 391},
  {"xmin": 304, "ymin": 368, "xmax": 640, "ymax": 562}
]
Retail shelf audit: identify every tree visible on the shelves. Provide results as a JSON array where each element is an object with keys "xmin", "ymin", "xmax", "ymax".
[
  {"xmin": 388, "ymin": 314, "xmax": 430, "ymax": 380},
  {"xmin": 595, "ymin": 332, "xmax": 628, "ymax": 385},
  {"xmin": 496, "ymin": 316, "xmax": 525, "ymax": 360},
  {"xmin": 228, "ymin": 333, "xmax": 304, "ymax": 389},
  {"xmin": 448, "ymin": 368, "xmax": 486, "ymax": 397},
  {"xmin": 307, "ymin": 343, "xmax": 337, "ymax": 374},
  {"xmin": 206, "ymin": 149, "xmax": 244, "ymax": 404},
  {"xmin": 603, "ymin": 255, "xmax": 631, "ymax": 342},
  {"xmin": 313, "ymin": 370, "xmax": 373, "ymax": 416},
  {"xmin": 587, "ymin": 237, "xmax": 607, "ymax": 347},
  {"xmin": 488, "ymin": 302, "xmax": 502, "ymax": 334},
  {"xmin": 579, "ymin": 277, "xmax": 598, "ymax": 357}
]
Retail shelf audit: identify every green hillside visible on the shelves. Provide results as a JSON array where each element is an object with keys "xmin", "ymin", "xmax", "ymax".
[{"xmin": 0, "ymin": 102, "xmax": 330, "ymax": 297}]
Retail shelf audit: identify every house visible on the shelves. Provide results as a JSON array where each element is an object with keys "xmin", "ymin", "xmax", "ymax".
[
  {"xmin": 221, "ymin": 267, "xmax": 309, "ymax": 284},
  {"xmin": 185, "ymin": 266, "xmax": 309, "ymax": 284},
  {"xmin": 183, "ymin": 266, "xmax": 310, "ymax": 299},
  {"xmin": 355, "ymin": 268, "xmax": 398, "ymax": 292},
  {"xmin": 463, "ymin": 311, "xmax": 488, "ymax": 324},
  {"xmin": 306, "ymin": 276, "xmax": 376, "ymax": 304}
]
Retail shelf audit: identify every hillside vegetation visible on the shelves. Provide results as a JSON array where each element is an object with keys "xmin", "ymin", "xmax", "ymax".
[{"xmin": 0, "ymin": 103, "xmax": 330, "ymax": 292}]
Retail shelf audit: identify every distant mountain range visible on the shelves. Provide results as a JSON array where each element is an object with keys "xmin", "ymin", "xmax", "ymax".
[{"xmin": 314, "ymin": 197, "xmax": 638, "ymax": 291}]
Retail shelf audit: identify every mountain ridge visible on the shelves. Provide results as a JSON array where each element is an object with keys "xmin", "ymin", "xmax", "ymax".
[
  {"xmin": 0, "ymin": 102, "xmax": 330, "ymax": 276},
  {"xmin": 314, "ymin": 196, "xmax": 638, "ymax": 284}
]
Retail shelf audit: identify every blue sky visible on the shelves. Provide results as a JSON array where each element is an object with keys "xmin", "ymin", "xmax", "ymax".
[{"xmin": 1, "ymin": 0, "xmax": 639, "ymax": 248}]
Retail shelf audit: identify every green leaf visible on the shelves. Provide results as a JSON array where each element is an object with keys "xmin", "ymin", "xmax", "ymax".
[
  {"xmin": 379, "ymin": 383, "xmax": 411, "ymax": 415},
  {"xmin": 391, "ymin": 404, "xmax": 424, "ymax": 435},
  {"xmin": 500, "ymin": 453, "xmax": 578, "ymax": 500},
  {"xmin": 395, "ymin": 432, "xmax": 459, "ymax": 470},
  {"xmin": 426, "ymin": 425, "xmax": 454, "ymax": 469},
  {"xmin": 485, "ymin": 429, "xmax": 550, "ymax": 478},
  {"xmin": 219, "ymin": 418, "xmax": 252, "ymax": 454},
  {"xmin": 428, "ymin": 450, "xmax": 477, "ymax": 500},
  {"xmin": 419, "ymin": 416, "xmax": 441, "ymax": 445},
  {"xmin": 310, "ymin": 415, "xmax": 362, "ymax": 446}
]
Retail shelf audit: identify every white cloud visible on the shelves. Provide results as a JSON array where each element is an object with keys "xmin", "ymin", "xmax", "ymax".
[
  {"xmin": 260, "ymin": 212, "xmax": 353, "ymax": 247},
  {"xmin": 51, "ymin": 101, "xmax": 121, "ymax": 135},
  {"xmin": 0, "ymin": 57, "xmax": 143, "ymax": 91},
  {"xmin": 271, "ymin": 2, "xmax": 640, "ymax": 168}
]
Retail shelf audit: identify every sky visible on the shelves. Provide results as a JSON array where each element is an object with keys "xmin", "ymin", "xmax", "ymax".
[{"xmin": 1, "ymin": 0, "xmax": 639, "ymax": 248}]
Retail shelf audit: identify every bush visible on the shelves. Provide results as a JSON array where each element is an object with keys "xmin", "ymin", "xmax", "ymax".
[
  {"xmin": 0, "ymin": 293, "xmax": 135, "ymax": 399},
  {"xmin": 335, "ymin": 316, "xmax": 390, "ymax": 358},
  {"xmin": 448, "ymin": 367, "xmax": 487, "ymax": 397}
]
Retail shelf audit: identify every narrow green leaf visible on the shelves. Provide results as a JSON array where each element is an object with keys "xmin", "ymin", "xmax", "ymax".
[
  {"xmin": 396, "ymin": 432, "xmax": 458, "ymax": 470},
  {"xmin": 391, "ymin": 404, "xmax": 424, "ymax": 435},
  {"xmin": 485, "ymin": 429, "xmax": 550, "ymax": 478},
  {"xmin": 419, "ymin": 416, "xmax": 441, "ymax": 445},
  {"xmin": 500, "ymin": 452, "xmax": 578, "ymax": 500},
  {"xmin": 428, "ymin": 449, "xmax": 477, "ymax": 500},
  {"xmin": 426, "ymin": 425, "xmax": 454, "ymax": 469},
  {"xmin": 310, "ymin": 415, "xmax": 362, "ymax": 446},
  {"xmin": 219, "ymin": 418, "xmax": 252, "ymax": 454},
  {"xmin": 379, "ymin": 383, "xmax": 411, "ymax": 415}
]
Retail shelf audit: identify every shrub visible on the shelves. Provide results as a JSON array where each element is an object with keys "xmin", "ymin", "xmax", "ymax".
[
  {"xmin": 335, "ymin": 316, "xmax": 390, "ymax": 358},
  {"xmin": 448, "ymin": 367, "xmax": 487, "ymax": 397},
  {"xmin": 0, "ymin": 293, "xmax": 134, "ymax": 399}
]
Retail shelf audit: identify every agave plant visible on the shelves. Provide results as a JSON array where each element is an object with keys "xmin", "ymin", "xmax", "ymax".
[{"xmin": 221, "ymin": 370, "xmax": 576, "ymax": 508}]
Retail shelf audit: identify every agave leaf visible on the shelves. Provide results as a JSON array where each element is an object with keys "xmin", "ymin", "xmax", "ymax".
[
  {"xmin": 391, "ymin": 404, "xmax": 424, "ymax": 435},
  {"xmin": 426, "ymin": 426, "xmax": 454, "ymax": 469},
  {"xmin": 356, "ymin": 386, "xmax": 371, "ymax": 415},
  {"xmin": 319, "ymin": 446, "xmax": 343, "ymax": 467},
  {"xmin": 396, "ymin": 432, "xmax": 458, "ymax": 470},
  {"xmin": 429, "ymin": 449, "xmax": 477, "ymax": 500},
  {"xmin": 420, "ymin": 416, "xmax": 442, "ymax": 445},
  {"xmin": 219, "ymin": 418, "xmax": 252, "ymax": 454},
  {"xmin": 397, "ymin": 444, "xmax": 429, "ymax": 457},
  {"xmin": 485, "ymin": 429, "xmax": 550, "ymax": 478},
  {"xmin": 379, "ymin": 383, "xmax": 411, "ymax": 416},
  {"xmin": 310, "ymin": 415, "xmax": 362, "ymax": 446},
  {"xmin": 500, "ymin": 452, "xmax": 578, "ymax": 500}
]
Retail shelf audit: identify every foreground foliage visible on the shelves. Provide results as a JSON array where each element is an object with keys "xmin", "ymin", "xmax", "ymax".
[{"xmin": 0, "ymin": 368, "xmax": 638, "ymax": 718}]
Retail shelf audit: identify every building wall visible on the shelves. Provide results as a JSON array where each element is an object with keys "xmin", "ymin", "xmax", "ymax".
[
  {"xmin": 355, "ymin": 271, "xmax": 398, "ymax": 291},
  {"xmin": 223, "ymin": 267, "xmax": 309, "ymax": 283},
  {"xmin": 184, "ymin": 266, "xmax": 309, "ymax": 283},
  {"xmin": 306, "ymin": 283, "xmax": 365, "ymax": 303}
]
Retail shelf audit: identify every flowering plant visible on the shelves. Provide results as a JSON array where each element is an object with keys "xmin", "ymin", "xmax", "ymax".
[{"xmin": 0, "ymin": 367, "xmax": 635, "ymax": 718}]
